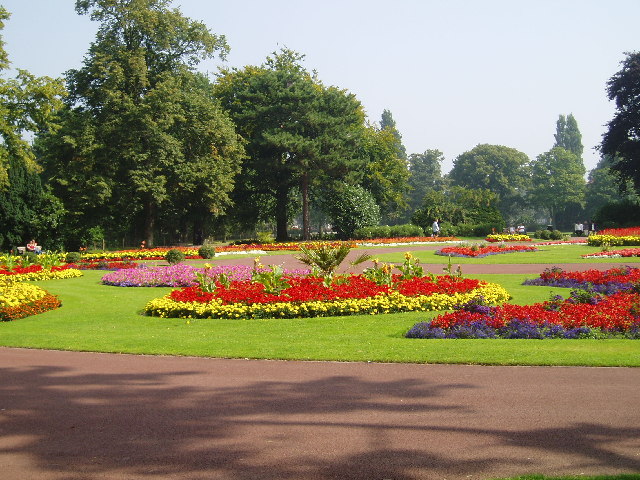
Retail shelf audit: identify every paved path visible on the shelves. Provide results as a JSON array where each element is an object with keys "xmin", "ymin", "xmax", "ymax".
[
  {"xmin": 211, "ymin": 244, "xmax": 632, "ymax": 275},
  {"xmin": 1, "ymin": 348, "xmax": 639, "ymax": 480}
]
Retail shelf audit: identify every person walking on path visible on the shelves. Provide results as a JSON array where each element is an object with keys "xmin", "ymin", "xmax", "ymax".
[{"xmin": 431, "ymin": 219, "xmax": 440, "ymax": 237}]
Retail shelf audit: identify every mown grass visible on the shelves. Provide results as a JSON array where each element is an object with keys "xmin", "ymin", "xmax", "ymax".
[
  {"xmin": 1, "ymin": 269, "xmax": 639, "ymax": 366},
  {"xmin": 373, "ymin": 243, "xmax": 640, "ymax": 264}
]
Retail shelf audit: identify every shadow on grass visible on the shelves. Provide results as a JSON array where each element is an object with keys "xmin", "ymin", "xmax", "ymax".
[{"xmin": 0, "ymin": 355, "xmax": 638, "ymax": 479}]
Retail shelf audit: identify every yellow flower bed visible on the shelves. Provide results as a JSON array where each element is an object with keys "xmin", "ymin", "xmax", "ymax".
[
  {"xmin": 81, "ymin": 248, "xmax": 200, "ymax": 261},
  {"xmin": 486, "ymin": 234, "xmax": 531, "ymax": 242},
  {"xmin": 0, "ymin": 283, "xmax": 48, "ymax": 308},
  {"xmin": 587, "ymin": 234, "xmax": 640, "ymax": 247},
  {"xmin": 0, "ymin": 268, "xmax": 83, "ymax": 285},
  {"xmin": 145, "ymin": 282, "xmax": 510, "ymax": 319}
]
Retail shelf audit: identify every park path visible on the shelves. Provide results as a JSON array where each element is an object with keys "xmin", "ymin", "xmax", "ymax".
[
  {"xmin": 210, "ymin": 244, "xmax": 630, "ymax": 275},
  {"xmin": 1, "ymin": 348, "xmax": 639, "ymax": 480}
]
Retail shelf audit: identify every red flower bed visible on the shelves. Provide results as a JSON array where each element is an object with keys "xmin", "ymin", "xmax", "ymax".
[
  {"xmin": 582, "ymin": 248, "xmax": 640, "ymax": 258},
  {"xmin": 430, "ymin": 292, "xmax": 638, "ymax": 332},
  {"xmin": 0, "ymin": 265, "xmax": 73, "ymax": 276},
  {"xmin": 539, "ymin": 266, "xmax": 640, "ymax": 285},
  {"xmin": 436, "ymin": 245, "xmax": 537, "ymax": 258},
  {"xmin": 597, "ymin": 226, "xmax": 640, "ymax": 237},
  {"xmin": 0, "ymin": 294, "xmax": 62, "ymax": 321},
  {"xmin": 169, "ymin": 275, "xmax": 481, "ymax": 305}
]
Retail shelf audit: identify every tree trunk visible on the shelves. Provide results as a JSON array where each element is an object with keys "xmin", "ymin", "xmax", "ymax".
[
  {"xmin": 301, "ymin": 172, "xmax": 310, "ymax": 241},
  {"xmin": 192, "ymin": 215, "xmax": 204, "ymax": 245},
  {"xmin": 275, "ymin": 185, "xmax": 289, "ymax": 242},
  {"xmin": 144, "ymin": 199, "xmax": 156, "ymax": 248}
]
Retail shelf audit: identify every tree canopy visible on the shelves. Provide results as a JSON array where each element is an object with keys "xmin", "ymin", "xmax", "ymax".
[
  {"xmin": 215, "ymin": 49, "xmax": 371, "ymax": 241},
  {"xmin": 38, "ymin": 0, "xmax": 243, "ymax": 248},
  {"xmin": 0, "ymin": 6, "xmax": 66, "ymax": 189},
  {"xmin": 448, "ymin": 144, "xmax": 531, "ymax": 219},
  {"xmin": 554, "ymin": 113, "xmax": 583, "ymax": 159},
  {"xmin": 600, "ymin": 51, "xmax": 640, "ymax": 193}
]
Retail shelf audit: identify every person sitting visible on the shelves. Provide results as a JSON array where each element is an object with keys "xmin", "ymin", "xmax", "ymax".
[{"xmin": 26, "ymin": 239, "xmax": 42, "ymax": 254}]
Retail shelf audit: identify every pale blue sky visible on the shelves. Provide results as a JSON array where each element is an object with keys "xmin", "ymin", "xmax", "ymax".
[{"xmin": 2, "ymin": 0, "xmax": 639, "ymax": 172}]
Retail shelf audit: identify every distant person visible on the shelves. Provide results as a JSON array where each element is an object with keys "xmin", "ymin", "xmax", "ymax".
[
  {"xmin": 26, "ymin": 239, "xmax": 42, "ymax": 254},
  {"xmin": 432, "ymin": 219, "xmax": 440, "ymax": 237}
]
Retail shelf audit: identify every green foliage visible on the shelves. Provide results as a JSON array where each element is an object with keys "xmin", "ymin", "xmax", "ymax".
[
  {"xmin": 530, "ymin": 147, "xmax": 586, "ymax": 228},
  {"xmin": 593, "ymin": 199, "xmax": 640, "ymax": 229},
  {"xmin": 164, "ymin": 248, "xmax": 185, "ymax": 265},
  {"xmin": 215, "ymin": 49, "xmax": 369, "ymax": 241},
  {"xmin": 39, "ymin": 0, "xmax": 241, "ymax": 248},
  {"xmin": 352, "ymin": 223, "xmax": 423, "ymax": 239},
  {"xmin": 534, "ymin": 229, "xmax": 565, "ymax": 240},
  {"xmin": 600, "ymin": 51, "xmax": 640, "ymax": 193},
  {"xmin": 554, "ymin": 113, "xmax": 584, "ymax": 159},
  {"xmin": 0, "ymin": 7, "xmax": 66, "ymax": 189},
  {"xmin": 405, "ymin": 150, "xmax": 444, "ymax": 218},
  {"xmin": 449, "ymin": 144, "xmax": 530, "ymax": 219},
  {"xmin": 323, "ymin": 183, "xmax": 381, "ymax": 240},
  {"xmin": 251, "ymin": 264, "xmax": 290, "ymax": 295},
  {"xmin": 197, "ymin": 245, "xmax": 216, "ymax": 259},
  {"xmin": 65, "ymin": 251, "xmax": 82, "ymax": 264},
  {"xmin": 411, "ymin": 186, "xmax": 505, "ymax": 234},
  {"xmin": 295, "ymin": 244, "xmax": 371, "ymax": 284}
]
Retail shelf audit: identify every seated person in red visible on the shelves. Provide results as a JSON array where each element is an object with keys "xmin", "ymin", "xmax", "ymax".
[{"xmin": 26, "ymin": 239, "xmax": 42, "ymax": 254}]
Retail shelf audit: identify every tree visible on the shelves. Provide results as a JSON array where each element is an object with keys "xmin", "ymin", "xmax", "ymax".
[
  {"xmin": 554, "ymin": 113, "xmax": 583, "ymax": 159},
  {"xmin": 448, "ymin": 144, "xmax": 531, "ymax": 220},
  {"xmin": 379, "ymin": 109, "xmax": 407, "ymax": 161},
  {"xmin": 406, "ymin": 149, "xmax": 444, "ymax": 215},
  {"xmin": 530, "ymin": 147, "xmax": 586, "ymax": 228},
  {"xmin": 322, "ymin": 183, "xmax": 380, "ymax": 240},
  {"xmin": 600, "ymin": 51, "xmax": 640, "ymax": 192},
  {"xmin": 39, "ymin": 0, "xmax": 242, "ymax": 248},
  {"xmin": 215, "ymin": 49, "xmax": 368, "ymax": 241},
  {"xmin": 411, "ymin": 186, "xmax": 504, "ymax": 235},
  {"xmin": 359, "ymin": 124, "xmax": 409, "ymax": 223},
  {"xmin": 0, "ymin": 6, "xmax": 65, "ymax": 188}
]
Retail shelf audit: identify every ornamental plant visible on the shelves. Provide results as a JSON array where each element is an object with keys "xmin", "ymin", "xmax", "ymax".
[
  {"xmin": 406, "ymin": 289, "xmax": 640, "ymax": 339},
  {"xmin": 198, "ymin": 245, "xmax": 216, "ymax": 259},
  {"xmin": 523, "ymin": 266, "xmax": 640, "ymax": 294},
  {"xmin": 144, "ymin": 274, "xmax": 510, "ymax": 319},
  {"xmin": 164, "ymin": 248, "xmax": 185, "ymax": 265},
  {"xmin": 0, "ymin": 282, "xmax": 61, "ymax": 321},
  {"xmin": 485, "ymin": 234, "xmax": 531, "ymax": 242}
]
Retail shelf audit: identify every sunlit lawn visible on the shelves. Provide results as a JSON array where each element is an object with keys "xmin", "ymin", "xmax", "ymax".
[
  {"xmin": 371, "ymin": 243, "xmax": 640, "ymax": 264},
  {"xmin": 1, "ymin": 263, "xmax": 639, "ymax": 366}
]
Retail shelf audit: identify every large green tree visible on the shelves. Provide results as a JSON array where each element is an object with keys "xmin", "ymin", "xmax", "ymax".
[
  {"xmin": 448, "ymin": 144, "xmax": 531, "ymax": 220},
  {"xmin": 600, "ymin": 51, "xmax": 640, "ymax": 193},
  {"xmin": 554, "ymin": 113, "xmax": 584, "ymax": 159},
  {"xmin": 39, "ymin": 0, "xmax": 243, "ymax": 247},
  {"xmin": 215, "ymin": 50, "xmax": 368, "ymax": 241},
  {"xmin": 0, "ymin": 6, "xmax": 65, "ymax": 188},
  {"xmin": 530, "ymin": 147, "xmax": 586, "ymax": 228},
  {"xmin": 405, "ymin": 149, "xmax": 444, "ymax": 216}
]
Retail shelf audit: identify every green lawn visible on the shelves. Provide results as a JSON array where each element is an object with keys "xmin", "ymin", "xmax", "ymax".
[
  {"xmin": 372, "ymin": 243, "xmax": 640, "ymax": 264},
  {"xmin": 1, "ymin": 269, "xmax": 639, "ymax": 366}
]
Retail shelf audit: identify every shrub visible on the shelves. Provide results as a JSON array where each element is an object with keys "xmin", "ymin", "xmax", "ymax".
[
  {"xmin": 65, "ymin": 252, "xmax": 82, "ymax": 264},
  {"xmin": 164, "ymin": 248, "xmax": 185, "ymax": 265},
  {"xmin": 325, "ymin": 184, "xmax": 381, "ymax": 240},
  {"xmin": 389, "ymin": 224, "xmax": 424, "ymax": 238},
  {"xmin": 198, "ymin": 245, "xmax": 216, "ymax": 259},
  {"xmin": 550, "ymin": 230, "xmax": 565, "ymax": 240}
]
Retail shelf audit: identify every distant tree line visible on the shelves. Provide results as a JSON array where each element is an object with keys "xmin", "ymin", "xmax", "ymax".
[{"xmin": 1, "ymin": 0, "xmax": 639, "ymax": 250}]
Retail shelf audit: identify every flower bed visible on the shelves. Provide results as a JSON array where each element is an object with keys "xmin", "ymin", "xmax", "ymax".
[
  {"xmin": 144, "ymin": 275, "xmax": 510, "ymax": 319},
  {"xmin": 356, "ymin": 236, "xmax": 458, "ymax": 245},
  {"xmin": 587, "ymin": 228, "xmax": 640, "ymax": 246},
  {"xmin": 0, "ymin": 264, "xmax": 83, "ymax": 284},
  {"xmin": 522, "ymin": 266, "xmax": 640, "ymax": 294},
  {"xmin": 69, "ymin": 260, "xmax": 140, "ymax": 270},
  {"xmin": 435, "ymin": 244, "xmax": 537, "ymax": 258},
  {"xmin": 485, "ymin": 234, "xmax": 531, "ymax": 242},
  {"xmin": 102, "ymin": 264, "xmax": 310, "ymax": 287},
  {"xmin": 406, "ymin": 292, "xmax": 640, "ymax": 339},
  {"xmin": 0, "ymin": 283, "xmax": 61, "ymax": 321},
  {"xmin": 582, "ymin": 248, "xmax": 640, "ymax": 258}
]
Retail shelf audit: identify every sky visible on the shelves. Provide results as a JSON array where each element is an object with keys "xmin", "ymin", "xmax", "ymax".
[{"xmin": 2, "ymin": 0, "xmax": 639, "ymax": 173}]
